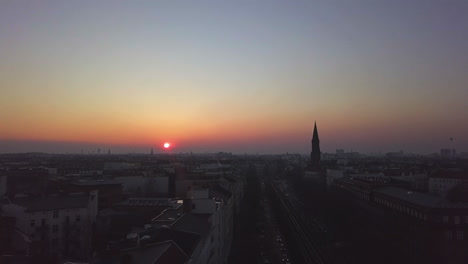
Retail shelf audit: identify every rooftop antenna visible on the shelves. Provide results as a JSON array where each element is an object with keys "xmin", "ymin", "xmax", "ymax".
[
  {"xmin": 450, "ymin": 137, "xmax": 455, "ymax": 159},
  {"xmin": 449, "ymin": 137, "xmax": 455, "ymax": 151}
]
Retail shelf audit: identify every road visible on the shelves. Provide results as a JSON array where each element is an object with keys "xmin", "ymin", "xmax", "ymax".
[
  {"xmin": 268, "ymin": 180, "xmax": 327, "ymax": 264},
  {"xmin": 257, "ymin": 175, "xmax": 293, "ymax": 264}
]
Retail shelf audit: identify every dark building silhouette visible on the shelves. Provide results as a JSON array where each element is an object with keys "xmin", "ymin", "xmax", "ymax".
[{"xmin": 310, "ymin": 121, "xmax": 321, "ymax": 170}]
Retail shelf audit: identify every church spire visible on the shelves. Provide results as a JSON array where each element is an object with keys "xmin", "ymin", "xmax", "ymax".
[
  {"xmin": 311, "ymin": 121, "xmax": 321, "ymax": 170},
  {"xmin": 312, "ymin": 121, "xmax": 319, "ymax": 143}
]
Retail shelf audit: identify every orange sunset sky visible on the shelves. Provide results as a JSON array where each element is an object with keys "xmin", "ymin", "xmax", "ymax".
[{"xmin": 1, "ymin": 1, "xmax": 467, "ymax": 154}]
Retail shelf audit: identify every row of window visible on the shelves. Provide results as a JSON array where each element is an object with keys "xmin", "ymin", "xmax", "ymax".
[
  {"xmin": 358, "ymin": 192, "xmax": 370, "ymax": 200},
  {"xmin": 376, "ymin": 197, "xmax": 468, "ymax": 225},
  {"xmin": 30, "ymin": 215, "xmax": 81, "ymax": 227},
  {"xmin": 432, "ymin": 184, "xmax": 456, "ymax": 191},
  {"xmin": 30, "ymin": 226, "xmax": 81, "ymax": 240},
  {"xmin": 375, "ymin": 197, "xmax": 428, "ymax": 221},
  {"xmin": 433, "ymin": 178, "xmax": 462, "ymax": 184},
  {"xmin": 32, "ymin": 209, "xmax": 81, "ymax": 214},
  {"xmin": 437, "ymin": 190, "xmax": 449, "ymax": 196},
  {"xmin": 442, "ymin": 215, "xmax": 468, "ymax": 225},
  {"xmin": 445, "ymin": 230, "xmax": 464, "ymax": 240}
]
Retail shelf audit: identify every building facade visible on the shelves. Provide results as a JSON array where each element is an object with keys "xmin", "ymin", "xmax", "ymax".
[{"xmin": 0, "ymin": 190, "xmax": 98, "ymax": 261}]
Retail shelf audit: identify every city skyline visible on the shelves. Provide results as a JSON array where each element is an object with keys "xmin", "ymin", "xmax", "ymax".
[{"xmin": 1, "ymin": 1, "xmax": 467, "ymax": 154}]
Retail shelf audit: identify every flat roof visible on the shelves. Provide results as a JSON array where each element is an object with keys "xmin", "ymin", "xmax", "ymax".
[
  {"xmin": 12, "ymin": 193, "xmax": 90, "ymax": 212},
  {"xmin": 120, "ymin": 240, "xmax": 187, "ymax": 264},
  {"xmin": 118, "ymin": 198, "xmax": 180, "ymax": 208},
  {"xmin": 375, "ymin": 187, "xmax": 468, "ymax": 209},
  {"xmin": 172, "ymin": 214, "xmax": 211, "ymax": 236},
  {"xmin": 152, "ymin": 207, "xmax": 183, "ymax": 223},
  {"xmin": 71, "ymin": 179, "xmax": 121, "ymax": 186}
]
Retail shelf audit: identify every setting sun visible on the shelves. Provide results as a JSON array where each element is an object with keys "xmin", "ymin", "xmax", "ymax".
[{"xmin": 163, "ymin": 142, "xmax": 171, "ymax": 149}]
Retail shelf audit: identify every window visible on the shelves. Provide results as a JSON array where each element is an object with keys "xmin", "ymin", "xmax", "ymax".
[
  {"xmin": 52, "ymin": 224, "xmax": 58, "ymax": 233},
  {"xmin": 445, "ymin": 230, "xmax": 453, "ymax": 240},
  {"xmin": 30, "ymin": 219, "xmax": 35, "ymax": 227},
  {"xmin": 455, "ymin": 216, "xmax": 460, "ymax": 225},
  {"xmin": 443, "ymin": 216, "xmax": 449, "ymax": 223},
  {"xmin": 53, "ymin": 211, "xmax": 59, "ymax": 219},
  {"xmin": 76, "ymin": 215, "xmax": 81, "ymax": 222},
  {"xmin": 456, "ymin": 230, "xmax": 464, "ymax": 240}
]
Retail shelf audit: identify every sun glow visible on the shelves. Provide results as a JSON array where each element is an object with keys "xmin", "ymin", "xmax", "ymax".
[{"xmin": 163, "ymin": 142, "xmax": 171, "ymax": 149}]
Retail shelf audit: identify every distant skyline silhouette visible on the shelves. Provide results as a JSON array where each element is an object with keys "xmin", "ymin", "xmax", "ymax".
[
  {"xmin": 0, "ymin": 134, "xmax": 463, "ymax": 155},
  {"xmin": 1, "ymin": 1, "xmax": 467, "ymax": 154}
]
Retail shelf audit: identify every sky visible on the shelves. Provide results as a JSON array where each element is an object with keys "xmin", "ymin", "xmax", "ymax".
[{"xmin": 1, "ymin": 0, "xmax": 467, "ymax": 154}]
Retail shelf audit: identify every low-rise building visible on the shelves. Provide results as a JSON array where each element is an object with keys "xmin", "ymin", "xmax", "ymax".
[
  {"xmin": 374, "ymin": 187, "xmax": 468, "ymax": 242},
  {"xmin": 114, "ymin": 174, "xmax": 170, "ymax": 197},
  {"xmin": 429, "ymin": 169, "xmax": 468, "ymax": 197},
  {"xmin": 0, "ymin": 190, "xmax": 98, "ymax": 261}
]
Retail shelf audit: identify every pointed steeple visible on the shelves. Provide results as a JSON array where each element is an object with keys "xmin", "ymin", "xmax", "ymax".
[
  {"xmin": 312, "ymin": 121, "xmax": 319, "ymax": 143},
  {"xmin": 311, "ymin": 121, "xmax": 321, "ymax": 170}
]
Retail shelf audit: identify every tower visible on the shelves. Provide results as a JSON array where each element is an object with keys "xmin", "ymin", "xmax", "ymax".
[{"xmin": 310, "ymin": 121, "xmax": 321, "ymax": 170}]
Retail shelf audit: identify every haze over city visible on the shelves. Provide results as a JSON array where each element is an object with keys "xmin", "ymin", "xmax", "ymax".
[{"xmin": 1, "ymin": 0, "xmax": 467, "ymax": 154}]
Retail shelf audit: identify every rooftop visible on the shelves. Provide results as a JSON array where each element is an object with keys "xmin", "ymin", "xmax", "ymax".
[
  {"xmin": 152, "ymin": 207, "xmax": 183, "ymax": 224},
  {"xmin": 431, "ymin": 169, "xmax": 468, "ymax": 179},
  {"xmin": 105, "ymin": 229, "xmax": 196, "ymax": 262},
  {"xmin": 11, "ymin": 193, "xmax": 91, "ymax": 212},
  {"xmin": 120, "ymin": 240, "xmax": 187, "ymax": 264},
  {"xmin": 210, "ymin": 184, "xmax": 232, "ymax": 201},
  {"xmin": 71, "ymin": 179, "xmax": 121, "ymax": 186},
  {"xmin": 118, "ymin": 198, "xmax": 180, "ymax": 208},
  {"xmin": 375, "ymin": 187, "xmax": 468, "ymax": 209},
  {"xmin": 172, "ymin": 214, "xmax": 211, "ymax": 236},
  {"xmin": 153, "ymin": 227, "xmax": 201, "ymax": 256}
]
